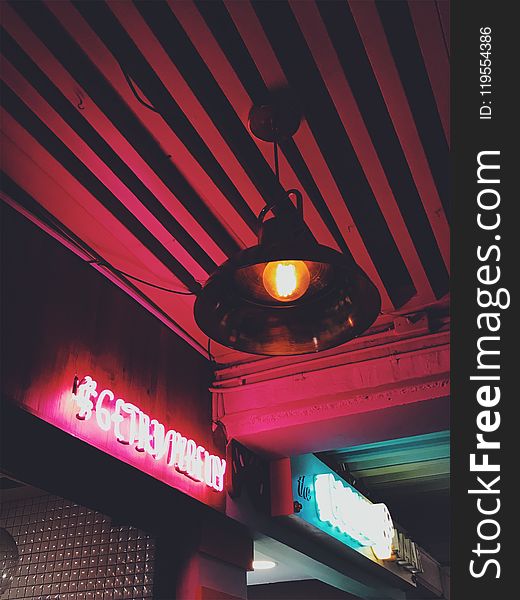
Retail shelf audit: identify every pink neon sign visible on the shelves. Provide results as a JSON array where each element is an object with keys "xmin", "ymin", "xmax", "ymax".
[{"xmin": 71, "ymin": 375, "xmax": 226, "ymax": 492}]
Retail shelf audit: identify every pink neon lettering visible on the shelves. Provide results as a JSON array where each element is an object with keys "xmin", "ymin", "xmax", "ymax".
[
  {"xmin": 149, "ymin": 420, "xmax": 165, "ymax": 457},
  {"xmin": 71, "ymin": 375, "xmax": 225, "ymax": 492},
  {"xmin": 74, "ymin": 376, "xmax": 97, "ymax": 420},
  {"xmin": 212, "ymin": 457, "xmax": 226, "ymax": 492},
  {"xmin": 121, "ymin": 403, "xmax": 140, "ymax": 446},
  {"xmin": 190, "ymin": 445, "xmax": 206, "ymax": 482},
  {"xmin": 166, "ymin": 431, "xmax": 186, "ymax": 468},
  {"xmin": 203, "ymin": 450, "xmax": 212, "ymax": 486},
  {"xmin": 153, "ymin": 427, "xmax": 173, "ymax": 462},
  {"xmin": 112, "ymin": 399, "xmax": 127, "ymax": 443},
  {"xmin": 136, "ymin": 411, "xmax": 151, "ymax": 453},
  {"xmin": 181, "ymin": 439, "xmax": 197, "ymax": 475},
  {"xmin": 95, "ymin": 389, "xmax": 114, "ymax": 431}
]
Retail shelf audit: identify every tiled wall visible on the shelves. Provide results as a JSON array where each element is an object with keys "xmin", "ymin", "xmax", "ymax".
[{"xmin": 0, "ymin": 491, "xmax": 155, "ymax": 599}]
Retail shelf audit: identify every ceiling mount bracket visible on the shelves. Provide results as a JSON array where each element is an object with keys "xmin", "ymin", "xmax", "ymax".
[{"xmin": 248, "ymin": 102, "xmax": 302, "ymax": 143}]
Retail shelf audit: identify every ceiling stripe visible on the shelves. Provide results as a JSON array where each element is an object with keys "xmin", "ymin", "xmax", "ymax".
[
  {"xmin": 408, "ymin": 0, "xmax": 450, "ymax": 142},
  {"xmin": 70, "ymin": 0, "xmax": 261, "ymax": 244},
  {"xmin": 187, "ymin": 0, "xmax": 360, "ymax": 264},
  {"xmin": 172, "ymin": 0, "xmax": 343, "ymax": 253},
  {"xmin": 46, "ymin": 2, "xmax": 249, "ymax": 256},
  {"xmin": 2, "ymin": 65, "xmax": 209, "ymax": 284},
  {"xmin": 291, "ymin": 0, "xmax": 442, "ymax": 303},
  {"xmin": 11, "ymin": 0, "xmax": 244, "ymax": 256},
  {"xmin": 313, "ymin": 1, "xmax": 448, "ymax": 300},
  {"xmin": 1, "ymin": 83, "xmax": 202, "ymax": 292},
  {"xmin": 349, "ymin": 0, "xmax": 450, "ymax": 271},
  {"xmin": 106, "ymin": 0, "xmax": 266, "ymax": 234},
  {"xmin": 0, "ymin": 4, "xmax": 232, "ymax": 267},
  {"xmin": 115, "ymin": 0, "xmax": 289, "ymax": 227},
  {"xmin": 375, "ymin": 1, "xmax": 450, "ymax": 217},
  {"xmin": 1, "ymin": 37, "xmax": 216, "ymax": 279}
]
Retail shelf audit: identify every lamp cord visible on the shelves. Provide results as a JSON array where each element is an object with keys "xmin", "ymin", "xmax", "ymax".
[
  {"xmin": 273, "ymin": 140, "xmax": 280, "ymax": 182},
  {"xmin": 113, "ymin": 268, "xmax": 195, "ymax": 295},
  {"xmin": 120, "ymin": 65, "xmax": 160, "ymax": 114},
  {"xmin": 88, "ymin": 260, "xmax": 195, "ymax": 295},
  {"xmin": 207, "ymin": 337, "xmax": 216, "ymax": 364}
]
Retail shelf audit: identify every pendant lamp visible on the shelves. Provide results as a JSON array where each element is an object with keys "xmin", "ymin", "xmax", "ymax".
[{"xmin": 194, "ymin": 103, "xmax": 381, "ymax": 356}]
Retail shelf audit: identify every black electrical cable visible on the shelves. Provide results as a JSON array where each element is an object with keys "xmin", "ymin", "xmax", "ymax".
[
  {"xmin": 434, "ymin": 0, "xmax": 450, "ymax": 57},
  {"xmin": 115, "ymin": 269, "xmax": 195, "ymax": 295},
  {"xmin": 273, "ymin": 140, "xmax": 280, "ymax": 182},
  {"xmin": 207, "ymin": 337, "xmax": 216, "ymax": 364},
  {"xmin": 120, "ymin": 66, "xmax": 160, "ymax": 114},
  {"xmin": 92, "ymin": 260, "xmax": 195, "ymax": 295}
]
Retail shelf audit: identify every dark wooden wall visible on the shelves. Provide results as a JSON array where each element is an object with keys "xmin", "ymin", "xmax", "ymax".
[{"xmin": 1, "ymin": 203, "xmax": 222, "ymax": 512}]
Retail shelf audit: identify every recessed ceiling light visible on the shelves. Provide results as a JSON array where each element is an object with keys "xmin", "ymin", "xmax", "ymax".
[{"xmin": 253, "ymin": 560, "xmax": 277, "ymax": 570}]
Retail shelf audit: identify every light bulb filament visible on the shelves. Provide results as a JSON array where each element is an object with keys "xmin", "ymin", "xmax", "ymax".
[
  {"xmin": 275, "ymin": 263, "xmax": 298, "ymax": 297},
  {"xmin": 262, "ymin": 260, "xmax": 311, "ymax": 302}
]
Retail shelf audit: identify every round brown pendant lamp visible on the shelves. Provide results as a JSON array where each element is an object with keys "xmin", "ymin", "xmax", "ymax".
[{"xmin": 194, "ymin": 102, "xmax": 381, "ymax": 356}]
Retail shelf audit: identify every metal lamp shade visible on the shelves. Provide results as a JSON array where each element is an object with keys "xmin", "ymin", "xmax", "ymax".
[{"xmin": 194, "ymin": 223, "xmax": 381, "ymax": 356}]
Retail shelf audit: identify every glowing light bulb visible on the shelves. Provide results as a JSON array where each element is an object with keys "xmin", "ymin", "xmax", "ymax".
[{"xmin": 262, "ymin": 260, "xmax": 310, "ymax": 301}]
